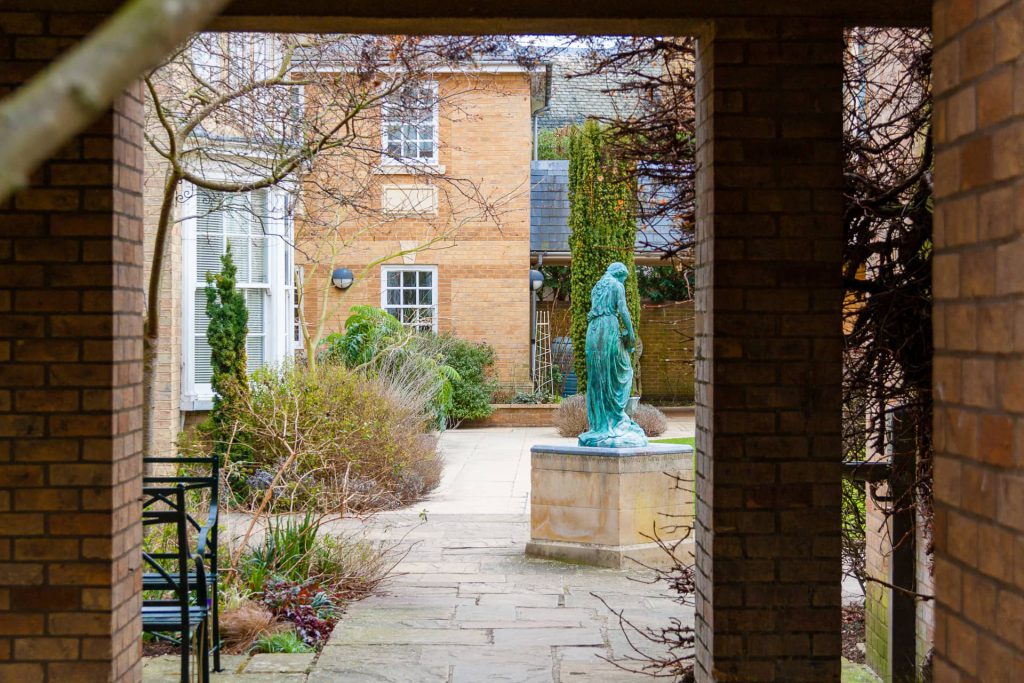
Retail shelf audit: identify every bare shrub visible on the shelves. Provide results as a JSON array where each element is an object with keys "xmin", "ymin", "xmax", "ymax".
[
  {"xmin": 634, "ymin": 404, "xmax": 668, "ymax": 437},
  {"xmin": 554, "ymin": 394, "xmax": 588, "ymax": 437},
  {"xmin": 220, "ymin": 601, "xmax": 285, "ymax": 653},
  {"xmin": 184, "ymin": 361, "xmax": 442, "ymax": 515},
  {"xmin": 555, "ymin": 395, "xmax": 668, "ymax": 438}
]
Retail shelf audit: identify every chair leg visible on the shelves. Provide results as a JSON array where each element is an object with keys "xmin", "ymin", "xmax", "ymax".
[
  {"xmin": 212, "ymin": 580, "xmax": 221, "ymax": 672},
  {"xmin": 181, "ymin": 629, "xmax": 189, "ymax": 683},
  {"xmin": 201, "ymin": 620, "xmax": 211, "ymax": 683}
]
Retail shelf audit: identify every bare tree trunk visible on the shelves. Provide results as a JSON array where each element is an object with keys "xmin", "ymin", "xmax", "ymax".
[
  {"xmin": 0, "ymin": 0, "xmax": 230, "ymax": 202},
  {"xmin": 143, "ymin": 335, "xmax": 159, "ymax": 465},
  {"xmin": 143, "ymin": 170, "xmax": 181, "ymax": 462}
]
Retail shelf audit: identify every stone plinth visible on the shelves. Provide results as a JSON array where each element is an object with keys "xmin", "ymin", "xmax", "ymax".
[{"xmin": 527, "ymin": 443, "xmax": 694, "ymax": 569}]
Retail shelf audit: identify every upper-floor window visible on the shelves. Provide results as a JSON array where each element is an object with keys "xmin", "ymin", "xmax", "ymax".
[
  {"xmin": 381, "ymin": 265, "xmax": 438, "ymax": 333},
  {"xmin": 382, "ymin": 83, "xmax": 438, "ymax": 165},
  {"xmin": 191, "ymin": 33, "xmax": 278, "ymax": 88}
]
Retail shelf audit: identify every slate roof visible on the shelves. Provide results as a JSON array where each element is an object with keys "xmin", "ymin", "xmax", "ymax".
[
  {"xmin": 536, "ymin": 50, "xmax": 647, "ymax": 132},
  {"xmin": 530, "ymin": 160, "xmax": 572, "ymax": 252},
  {"xmin": 530, "ymin": 160, "xmax": 678, "ymax": 256}
]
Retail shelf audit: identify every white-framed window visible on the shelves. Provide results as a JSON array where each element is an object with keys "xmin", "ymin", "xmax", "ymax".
[
  {"xmin": 181, "ymin": 184, "xmax": 293, "ymax": 410},
  {"xmin": 381, "ymin": 265, "xmax": 438, "ymax": 333},
  {"xmin": 190, "ymin": 32, "xmax": 278, "ymax": 87},
  {"xmin": 381, "ymin": 83, "xmax": 439, "ymax": 164}
]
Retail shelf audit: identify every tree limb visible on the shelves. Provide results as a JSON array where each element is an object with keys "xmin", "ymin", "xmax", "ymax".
[{"xmin": 0, "ymin": 0, "xmax": 232, "ymax": 203}]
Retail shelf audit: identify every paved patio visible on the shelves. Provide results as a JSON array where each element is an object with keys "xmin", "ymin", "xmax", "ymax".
[{"xmin": 144, "ymin": 420, "xmax": 697, "ymax": 682}]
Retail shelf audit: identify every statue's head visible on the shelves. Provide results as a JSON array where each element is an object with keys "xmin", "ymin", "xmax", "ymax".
[{"xmin": 606, "ymin": 262, "xmax": 628, "ymax": 282}]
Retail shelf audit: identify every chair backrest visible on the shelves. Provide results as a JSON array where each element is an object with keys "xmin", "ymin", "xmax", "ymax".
[
  {"xmin": 141, "ymin": 484, "xmax": 192, "ymax": 611},
  {"xmin": 144, "ymin": 455, "xmax": 220, "ymax": 557}
]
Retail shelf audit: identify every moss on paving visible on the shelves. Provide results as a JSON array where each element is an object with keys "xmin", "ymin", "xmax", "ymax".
[{"xmin": 842, "ymin": 657, "xmax": 881, "ymax": 682}]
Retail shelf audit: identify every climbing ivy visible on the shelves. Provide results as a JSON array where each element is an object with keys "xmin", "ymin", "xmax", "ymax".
[
  {"xmin": 567, "ymin": 120, "xmax": 641, "ymax": 392},
  {"xmin": 205, "ymin": 245, "xmax": 249, "ymax": 448}
]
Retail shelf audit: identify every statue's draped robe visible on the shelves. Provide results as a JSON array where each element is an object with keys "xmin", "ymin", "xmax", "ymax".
[{"xmin": 578, "ymin": 274, "xmax": 647, "ymax": 448}]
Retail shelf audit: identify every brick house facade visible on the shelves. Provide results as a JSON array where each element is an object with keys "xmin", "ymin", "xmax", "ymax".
[
  {"xmin": 141, "ymin": 52, "xmax": 539, "ymax": 457},
  {"xmin": 297, "ymin": 68, "xmax": 536, "ymax": 386}
]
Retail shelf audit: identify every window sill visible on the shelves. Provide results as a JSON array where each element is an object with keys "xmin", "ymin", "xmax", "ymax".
[
  {"xmin": 374, "ymin": 162, "xmax": 445, "ymax": 176},
  {"xmin": 181, "ymin": 396, "xmax": 214, "ymax": 412}
]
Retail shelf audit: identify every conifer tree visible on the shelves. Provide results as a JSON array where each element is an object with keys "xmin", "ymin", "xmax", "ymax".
[
  {"xmin": 568, "ymin": 120, "xmax": 641, "ymax": 392},
  {"xmin": 205, "ymin": 245, "xmax": 249, "ymax": 444}
]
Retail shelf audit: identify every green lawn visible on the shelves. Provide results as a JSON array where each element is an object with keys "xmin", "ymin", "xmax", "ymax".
[{"xmin": 652, "ymin": 436, "xmax": 695, "ymax": 448}]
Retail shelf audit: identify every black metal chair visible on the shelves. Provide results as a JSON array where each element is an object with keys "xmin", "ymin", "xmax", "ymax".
[
  {"xmin": 141, "ymin": 484, "xmax": 211, "ymax": 683},
  {"xmin": 143, "ymin": 455, "xmax": 222, "ymax": 671}
]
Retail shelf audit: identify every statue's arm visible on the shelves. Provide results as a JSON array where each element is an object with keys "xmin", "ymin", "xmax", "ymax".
[{"xmin": 616, "ymin": 283, "xmax": 636, "ymax": 348}]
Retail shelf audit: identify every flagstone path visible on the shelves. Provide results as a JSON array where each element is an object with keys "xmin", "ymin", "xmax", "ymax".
[{"xmin": 144, "ymin": 418, "xmax": 697, "ymax": 682}]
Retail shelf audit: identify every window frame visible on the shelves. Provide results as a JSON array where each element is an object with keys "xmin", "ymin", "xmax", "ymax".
[
  {"xmin": 180, "ymin": 181, "xmax": 293, "ymax": 411},
  {"xmin": 380, "ymin": 265, "xmax": 439, "ymax": 333},
  {"xmin": 380, "ymin": 81, "xmax": 440, "ymax": 167}
]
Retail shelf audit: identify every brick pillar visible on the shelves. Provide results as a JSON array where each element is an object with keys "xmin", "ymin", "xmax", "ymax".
[
  {"xmin": 0, "ymin": 11, "xmax": 144, "ymax": 682},
  {"xmin": 693, "ymin": 19, "xmax": 845, "ymax": 682},
  {"xmin": 931, "ymin": 1, "xmax": 1024, "ymax": 680}
]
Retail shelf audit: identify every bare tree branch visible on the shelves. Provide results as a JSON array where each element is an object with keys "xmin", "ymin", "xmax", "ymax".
[{"xmin": 0, "ymin": 0, "xmax": 231, "ymax": 202}]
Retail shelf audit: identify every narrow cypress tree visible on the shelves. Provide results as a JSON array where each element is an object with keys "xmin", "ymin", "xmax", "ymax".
[
  {"xmin": 568, "ymin": 120, "xmax": 641, "ymax": 392},
  {"xmin": 205, "ymin": 245, "xmax": 249, "ymax": 447}
]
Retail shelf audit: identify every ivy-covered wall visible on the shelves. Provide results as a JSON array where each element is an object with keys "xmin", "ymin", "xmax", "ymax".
[{"xmin": 567, "ymin": 120, "xmax": 641, "ymax": 392}]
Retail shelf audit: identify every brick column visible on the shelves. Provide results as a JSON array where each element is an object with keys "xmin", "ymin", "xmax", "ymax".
[
  {"xmin": 693, "ymin": 19, "xmax": 845, "ymax": 682},
  {"xmin": 0, "ymin": 11, "xmax": 144, "ymax": 682},
  {"xmin": 931, "ymin": 2, "xmax": 1024, "ymax": 680}
]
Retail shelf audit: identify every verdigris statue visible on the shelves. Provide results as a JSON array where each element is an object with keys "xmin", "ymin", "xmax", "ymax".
[{"xmin": 578, "ymin": 262, "xmax": 648, "ymax": 448}]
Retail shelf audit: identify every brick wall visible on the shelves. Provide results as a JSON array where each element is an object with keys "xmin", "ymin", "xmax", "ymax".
[
  {"xmin": 543, "ymin": 300, "xmax": 695, "ymax": 403},
  {"xmin": 460, "ymin": 404, "xmax": 558, "ymax": 428},
  {"xmin": 692, "ymin": 19, "xmax": 845, "ymax": 682},
  {"xmin": 0, "ymin": 11, "xmax": 144, "ymax": 681},
  {"xmin": 931, "ymin": 1, "xmax": 1024, "ymax": 680}
]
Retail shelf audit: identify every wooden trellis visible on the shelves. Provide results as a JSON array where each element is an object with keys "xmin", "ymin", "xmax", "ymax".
[{"xmin": 534, "ymin": 310, "xmax": 554, "ymax": 396}]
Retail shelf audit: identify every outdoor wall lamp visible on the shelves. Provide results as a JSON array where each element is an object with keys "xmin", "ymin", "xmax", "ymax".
[
  {"xmin": 530, "ymin": 269, "xmax": 545, "ymax": 292},
  {"xmin": 331, "ymin": 267, "xmax": 354, "ymax": 289}
]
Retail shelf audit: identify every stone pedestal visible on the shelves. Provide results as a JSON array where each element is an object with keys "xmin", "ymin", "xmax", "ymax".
[{"xmin": 527, "ymin": 443, "xmax": 694, "ymax": 569}]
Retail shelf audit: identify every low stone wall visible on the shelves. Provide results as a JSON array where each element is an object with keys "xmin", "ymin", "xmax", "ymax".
[
  {"xmin": 864, "ymin": 480, "xmax": 935, "ymax": 679},
  {"xmin": 459, "ymin": 404, "xmax": 558, "ymax": 428}
]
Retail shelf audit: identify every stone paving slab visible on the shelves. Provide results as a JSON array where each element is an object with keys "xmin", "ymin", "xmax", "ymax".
[
  {"xmin": 316, "ymin": 510, "xmax": 681, "ymax": 680},
  {"xmin": 244, "ymin": 654, "xmax": 315, "ymax": 673}
]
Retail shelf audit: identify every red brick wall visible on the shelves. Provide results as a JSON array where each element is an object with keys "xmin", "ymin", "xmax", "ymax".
[
  {"xmin": 0, "ymin": 11, "xmax": 144, "ymax": 682},
  {"xmin": 693, "ymin": 19, "xmax": 845, "ymax": 682},
  {"xmin": 543, "ymin": 300, "xmax": 695, "ymax": 404},
  {"xmin": 931, "ymin": 1, "xmax": 1024, "ymax": 680}
]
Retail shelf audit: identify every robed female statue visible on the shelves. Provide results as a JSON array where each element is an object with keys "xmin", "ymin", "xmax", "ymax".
[{"xmin": 578, "ymin": 262, "xmax": 648, "ymax": 448}]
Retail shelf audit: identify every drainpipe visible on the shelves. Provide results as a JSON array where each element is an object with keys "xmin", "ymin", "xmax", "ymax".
[{"xmin": 533, "ymin": 105, "xmax": 550, "ymax": 161}]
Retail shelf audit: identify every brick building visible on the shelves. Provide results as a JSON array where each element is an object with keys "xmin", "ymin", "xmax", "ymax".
[
  {"xmin": 141, "ymin": 45, "xmax": 543, "ymax": 457},
  {"xmin": 296, "ymin": 66, "xmax": 538, "ymax": 386},
  {"xmin": 1, "ymin": 1, "xmax": 1021, "ymax": 682}
]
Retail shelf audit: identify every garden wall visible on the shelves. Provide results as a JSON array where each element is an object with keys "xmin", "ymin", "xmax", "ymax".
[
  {"xmin": 460, "ymin": 404, "xmax": 558, "ymax": 428},
  {"xmin": 541, "ymin": 300, "xmax": 694, "ymax": 404}
]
